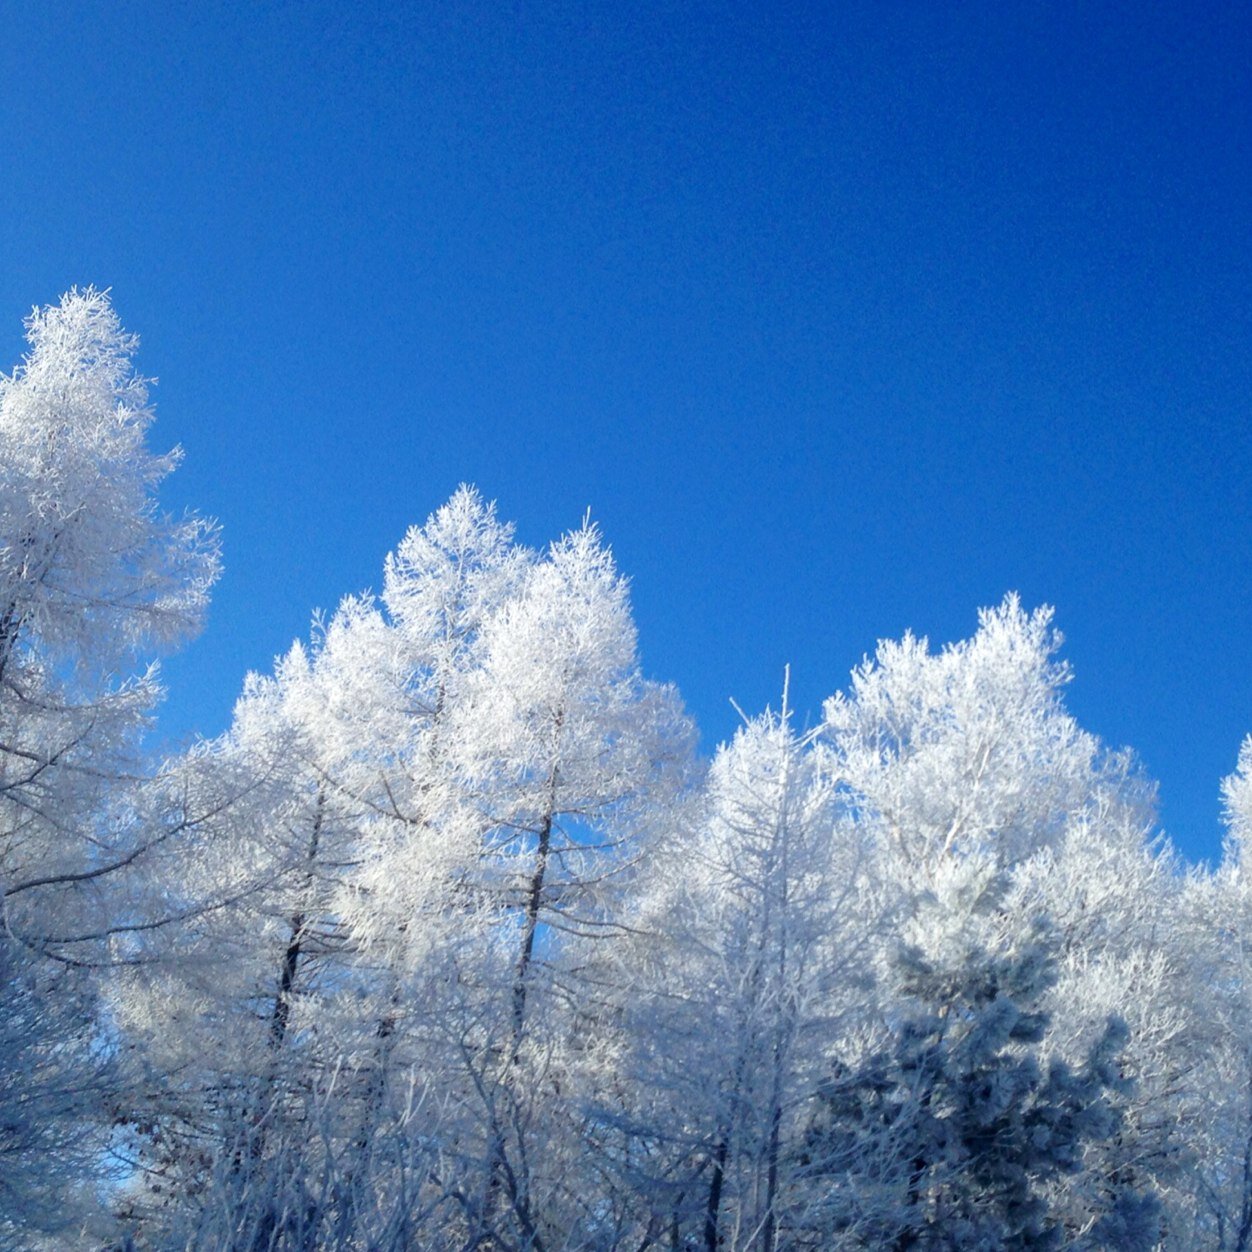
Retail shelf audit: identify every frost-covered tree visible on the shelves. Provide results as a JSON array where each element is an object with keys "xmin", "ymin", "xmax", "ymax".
[
  {"xmin": 821, "ymin": 596, "xmax": 1104, "ymax": 878},
  {"xmin": 115, "ymin": 492, "xmax": 693, "ymax": 1250},
  {"xmin": 0, "ymin": 289, "xmax": 215, "ymax": 664},
  {"xmin": 1173, "ymin": 738, "xmax": 1252, "ymax": 1250},
  {"xmin": 534, "ymin": 597, "xmax": 1181, "ymax": 1252},
  {"xmin": 402, "ymin": 518, "xmax": 695, "ymax": 1249},
  {"xmin": 818, "ymin": 597, "xmax": 1183, "ymax": 1238},
  {"xmin": 111, "ymin": 643, "xmax": 374, "ymax": 1248},
  {"xmin": 120, "ymin": 490, "xmax": 533, "ymax": 1249},
  {"xmin": 0, "ymin": 289, "xmax": 218, "ymax": 1243},
  {"xmin": 0, "ymin": 288, "xmax": 218, "ymax": 942},
  {"xmin": 459, "ymin": 521, "xmax": 691, "ymax": 1030},
  {"xmin": 803, "ymin": 856, "xmax": 1157, "ymax": 1250},
  {"xmin": 335, "ymin": 485, "xmax": 533, "ymax": 945},
  {"xmin": 583, "ymin": 689, "xmax": 874, "ymax": 1251}
]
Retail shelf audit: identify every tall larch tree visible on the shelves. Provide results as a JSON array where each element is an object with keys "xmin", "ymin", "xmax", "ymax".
[{"xmin": 0, "ymin": 289, "xmax": 219, "ymax": 1246}]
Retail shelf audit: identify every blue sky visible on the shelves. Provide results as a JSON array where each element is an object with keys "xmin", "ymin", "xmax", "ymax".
[{"xmin": 3, "ymin": 1, "xmax": 1248, "ymax": 862}]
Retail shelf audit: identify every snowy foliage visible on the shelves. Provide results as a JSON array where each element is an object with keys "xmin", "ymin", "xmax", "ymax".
[
  {"xmin": 0, "ymin": 290, "xmax": 219, "ymax": 1246},
  {"xmin": 0, "ymin": 287, "xmax": 218, "ymax": 668},
  {"xmin": 4, "ymin": 289, "xmax": 1251, "ymax": 1250}
]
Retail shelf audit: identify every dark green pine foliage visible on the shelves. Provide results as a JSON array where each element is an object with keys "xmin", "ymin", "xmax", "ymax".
[{"xmin": 803, "ymin": 891, "xmax": 1160, "ymax": 1250}]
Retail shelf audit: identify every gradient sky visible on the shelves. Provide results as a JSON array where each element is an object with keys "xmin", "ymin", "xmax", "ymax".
[{"xmin": 3, "ymin": 1, "xmax": 1248, "ymax": 862}]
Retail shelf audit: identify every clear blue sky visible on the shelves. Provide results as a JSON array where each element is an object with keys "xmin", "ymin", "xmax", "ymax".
[{"xmin": 3, "ymin": 2, "xmax": 1248, "ymax": 862}]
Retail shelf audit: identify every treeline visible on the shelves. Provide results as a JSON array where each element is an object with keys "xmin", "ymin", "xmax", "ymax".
[{"xmin": 2, "ymin": 291, "xmax": 1250, "ymax": 1250}]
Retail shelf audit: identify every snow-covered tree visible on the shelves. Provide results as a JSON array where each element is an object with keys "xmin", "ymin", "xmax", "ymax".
[
  {"xmin": 396, "ymin": 517, "xmax": 695, "ymax": 1249},
  {"xmin": 0, "ymin": 289, "xmax": 218, "ymax": 1243},
  {"xmin": 582, "ymin": 687, "xmax": 873, "ymax": 1251},
  {"xmin": 803, "ymin": 855, "xmax": 1157, "ymax": 1249},
  {"xmin": 111, "ymin": 643, "xmax": 372, "ymax": 1247},
  {"xmin": 1171, "ymin": 738, "xmax": 1252, "ymax": 1249},
  {"xmin": 810, "ymin": 597, "xmax": 1180, "ymax": 1246},
  {"xmin": 0, "ymin": 288, "xmax": 215, "ymax": 670},
  {"xmin": 821, "ymin": 596, "xmax": 1103, "ymax": 878},
  {"xmin": 114, "ymin": 493, "xmax": 693, "ymax": 1250},
  {"xmin": 0, "ymin": 287, "xmax": 219, "ymax": 943}
]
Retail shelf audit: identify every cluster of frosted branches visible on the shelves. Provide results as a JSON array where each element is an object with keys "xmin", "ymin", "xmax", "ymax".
[{"xmin": 5, "ymin": 291, "xmax": 1252, "ymax": 1251}]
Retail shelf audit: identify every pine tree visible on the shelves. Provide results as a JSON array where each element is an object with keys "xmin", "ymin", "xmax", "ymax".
[{"xmin": 803, "ymin": 859, "xmax": 1157, "ymax": 1250}]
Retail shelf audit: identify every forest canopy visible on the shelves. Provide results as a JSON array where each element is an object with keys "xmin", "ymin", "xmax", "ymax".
[{"xmin": 2, "ymin": 290, "xmax": 1248, "ymax": 1250}]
